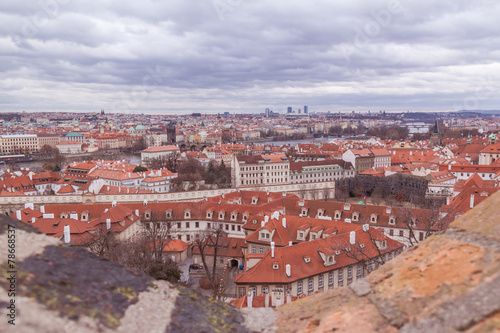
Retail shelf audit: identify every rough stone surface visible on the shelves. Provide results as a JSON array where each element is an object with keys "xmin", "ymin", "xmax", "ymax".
[
  {"xmin": 276, "ymin": 191, "xmax": 500, "ymax": 332},
  {"xmin": 349, "ymin": 278, "xmax": 372, "ymax": 297},
  {"xmin": 0, "ymin": 215, "xmax": 270, "ymax": 333},
  {"xmin": 240, "ymin": 308, "xmax": 278, "ymax": 333}
]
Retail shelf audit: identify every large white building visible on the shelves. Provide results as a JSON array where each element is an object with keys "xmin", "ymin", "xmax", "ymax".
[
  {"xmin": 0, "ymin": 134, "xmax": 39, "ymax": 154},
  {"xmin": 141, "ymin": 145, "xmax": 180, "ymax": 165},
  {"xmin": 232, "ymin": 154, "xmax": 289, "ymax": 187}
]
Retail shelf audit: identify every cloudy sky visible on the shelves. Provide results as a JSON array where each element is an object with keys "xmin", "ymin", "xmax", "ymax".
[{"xmin": 1, "ymin": 0, "xmax": 500, "ymax": 114}]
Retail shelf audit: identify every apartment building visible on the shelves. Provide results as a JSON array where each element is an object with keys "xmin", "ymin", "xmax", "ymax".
[
  {"xmin": 0, "ymin": 134, "xmax": 39, "ymax": 154},
  {"xmin": 289, "ymin": 159, "xmax": 354, "ymax": 184},
  {"xmin": 342, "ymin": 149, "xmax": 375, "ymax": 174},
  {"xmin": 232, "ymin": 154, "xmax": 289, "ymax": 187},
  {"xmin": 235, "ymin": 226, "xmax": 403, "ymax": 304}
]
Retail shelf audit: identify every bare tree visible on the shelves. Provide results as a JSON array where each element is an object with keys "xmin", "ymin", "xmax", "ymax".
[
  {"xmin": 192, "ymin": 223, "xmax": 228, "ymax": 300},
  {"xmin": 85, "ymin": 224, "xmax": 118, "ymax": 257},
  {"xmin": 394, "ymin": 206, "xmax": 445, "ymax": 246}
]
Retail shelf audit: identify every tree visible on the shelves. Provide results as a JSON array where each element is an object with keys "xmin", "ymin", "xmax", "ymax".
[
  {"xmin": 133, "ymin": 165, "xmax": 148, "ymax": 173},
  {"xmin": 192, "ymin": 224, "xmax": 228, "ymax": 300},
  {"xmin": 394, "ymin": 206, "xmax": 445, "ymax": 246},
  {"xmin": 148, "ymin": 153, "xmax": 180, "ymax": 172},
  {"xmin": 85, "ymin": 224, "xmax": 119, "ymax": 257}
]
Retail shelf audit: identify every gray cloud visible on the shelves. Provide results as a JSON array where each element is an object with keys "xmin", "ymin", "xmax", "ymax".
[{"xmin": 1, "ymin": 0, "xmax": 499, "ymax": 114}]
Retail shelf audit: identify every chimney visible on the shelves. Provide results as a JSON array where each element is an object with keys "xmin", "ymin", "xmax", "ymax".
[
  {"xmin": 470, "ymin": 194, "xmax": 475, "ymax": 209},
  {"xmin": 286, "ymin": 264, "xmax": 291, "ymax": 277},
  {"xmin": 40, "ymin": 205, "xmax": 45, "ymax": 214},
  {"xmin": 31, "ymin": 217, "xmax": 36, "ymax": 223},
  {"xmin": 282, "ymin": 191, "xmax": 286, "ymax": 197},
  {"xmin": 63, "ymin": 225, "xmax": 71, "ymax": 244},
  {"xmin": 386, "ymin": 206, "xmax": 391, "ymax": 214},
  {"xmin": 350, "ymin": 230, "xmax": 356, "ymax": 245},
  {"xmin": 143, "ymin": 200, "xmax": 148, "ymax": 206},
  {"xmin": 271, "ymin": 242, "xmax": 275, "ymax": 258},
  {"xmin": 282, "ymin": 217, "xmax": 286, "ymax": 229},
  {"xmin": 410, "ymin": 151, "xmax": 413, "ymax": 156},
  {"xmin": 261, "ymin": 221, "xmax": 265, "ymax": 227},
  {"xmin": 112, "ymin": 201, "xmax": 117, "ymax": 207},
  {"xmin": 288, "ymin": 241, "xmax": 292, "ymax": 246},
  {"xmin": 267, "ymin": 190, "xmax": 269, "ymax": 196},
  {"xmin": 24, "ymin": 202, "xmax": 34, "ymax": 210},
  {"xmin": 106, "ymin": 218, "xmax": 111, "ymax": 230},
  {"xmin": 135, "ymin": 209, "xmax": 139, "ymax": 216},
  {"xmin": 448, "ymin": 164, "xmax": 451, "ymax": 171},
  {"xmin": 222, "ymin": 193, "xmax": 225, "ymax": 199},
  {"xmin": 15, "ymin": 210, "xmax": 21, "ymax": 220},
  {"xmin": 247, "ymin": 292, "xmax": 253, "ymax": 308},
  {"xmin": 264, "ymin": 215, "xmax": 269, "ymax": 223}
]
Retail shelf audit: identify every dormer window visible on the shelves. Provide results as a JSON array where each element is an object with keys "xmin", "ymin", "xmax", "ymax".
[
  {"xmin": 334, "ymin": 210, "xmax": 341, "ymax": 220},
  {"xmin": 298, "ymin": 200, "xmax": 305, "ymax": 207},
  {"xmin": 165, "ymin": 209, "xmax": 172, "ymax": 219},
  {"xmin": 218, "ymin": 211, "xmax": 225, "ymax": 219},
  {"xmin": 370, "ymin": 214, "xmax": 378, "ymax": 223},
  {"xmin": 273, "ymin": 262, "xmax": 279, "ymax": 270},
  {"xmin": 230, "ymin": 212, "xmax": 237, "ymax": 221},
  {"xmin": 317, "ymin": 209, "xmax": 324, "ymax": 217},
  {"xmin": 184, "ymin": 209, "xmax": 191, "ymax": 219},
  {"xmin": 352, "ymin": 212, "xmax": 359, "ymax": 221},
  {"xmin": 335, "ymin": 250, "xmax": 340, "ymax": 255},
  {"xmin": 206, "ymin": 210, "xmax": 213, "ymax": 219},
  {"xmin": 252, "ymin": 219, "xmax": 257, "ymax": 224},
  {"xmin": 310, "ymin": 233, "xmax": 316, "ymax": 240},
  {"xmin": 389, "ymin": 216, "xmax": 395, "ymax": 225},
  {"xmin": 360, "ymin": 243, "xmax": 365, "ymax": 249},
  {"xmin": 303, "ymin": 256, "xmax": 311, "ymax": 263},
  {"xmin": 144, "ymin": 210, "xmax": 151, "ymax": 220},
  {"xmin": 298, "ymin": 231, "xmax": 304, "ymax": 240},
  {"xmin": 242, "ymin": 214, "xmax": 248, "ymax": 221},
  {"xmin": 251, "ymin": 197, "xmax": 258, "ymax": 205},
  {"xmin": 301, "ymin": 208, "xmax": 308, "ymax": 216}
]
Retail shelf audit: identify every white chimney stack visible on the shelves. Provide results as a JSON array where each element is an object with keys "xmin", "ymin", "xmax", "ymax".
[
  {"xmin": 362, "ymin": 224, "xmax": 369, "ymax": 232},
  {"xmin": 40, "ymin": 205, "xmax": 45, "ymax": 213},
  {"xmin": 289, "ymin": 241, "xmax": 292, "ymax": 246},
  {"xmin": 264, "ymin": 215, "xmax": 269, "ymax": 223},
  {"xmin": 271, "ymin": 242, "xmax": 275, "ymax": 258},
  {"xmin": 286, "ymin": 264, "xmax": 291, "ymax": 277},
  {"xmin": 24, "ymin": 202, "xmax": 34, "ymax": 210},
  {"xmin": 15, "ymin": 210, "xmax": 21, "ymax": 220},
  {"xmin": 350, "ymin": 231, "xmax": 356, "ymax": 245},
  {"xmin": 386, "ymin": 206, "xmax": 391, "ymax": 214},
  {"xmin": 470, "ymin": 194, "xmax": 475, "ymax": 209},
  {"xmin": 282, "ymin": 217, "xmax": 287, "ymax": 229},
  {"xmin": 31, "ymin": 217, "xmax": 36, "ymax": 223},
  {"xmin": 267, "ymin": 190, "xmax": 270, "ymax": 196},
  {"xmin": 112, "ymin": 200, "xmax": 116, "ymax": 207},
  {"xmin": 448, "ymin": 164, "xmax": 451, "ymax": 171},
  {"xmin": 135, "ymin": 209, "xmax": 139, "ymax": 216},
  {"xmin": 261, "ymin": 221, "xmax": 265, "ymax": 228},
  {"xmin": 106, "ymin": 218, "xmax": 111, "ymax": 230},
  {"xmin": 63, "ymin": 225, "xmax": 71, "ymax": 244},
  {"xmin": 143, "ymin": 199, "xmax": 148, "ymax": 206},
  {"xmin": 247, "ymin": 292, "xmax": 253, "ymax": 308}
]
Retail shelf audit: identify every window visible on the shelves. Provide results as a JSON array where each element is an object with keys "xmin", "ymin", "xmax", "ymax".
[
  {"xmin": 195, "ymin": 222, "xmax": 199, "ymax": 228},
  {"xmin": 338, "ymin": 270, "xmax": 343, "ymax": 282},
  {"xmin": 357, "ymin": 265, "xmax": 362, "ymax": 276},
  {"xmin": 185, "ymin": 222, "xmax": 190, "ymax": 228},
  {"xmin": 262, "ymin": 286, "xmax": 268, "ymax": 294},
  {"xmin": 318, "ymin": 275, "xmax": 324, "ymax": 288},
  {"xmin": 308, "ymin": 279, "xmax": 313, "ymax": 292},
  {"xmin": 249, "ymin": 287, "xmax": 256, "ymax": 296},
  {"xmin": 259, "ymin": 247, "xmax": 264, "ymax": 254},
  {"xmin": 251, "ymin": 245, "xmax": 256, "ymax": 254},
  {"xmin": 399, "ymin": 230, "xmax": 404, "ymax": 237},
  {"xmin": 186, "ymin": 235, "xmax": 190, "ymax": 242},
  {"xmin": 348, "ymin": 267, "xmax": 352, "ymax": 279},
  {"xmin": 297, "ymin": 281, "xmax": 303, "ymax": 294}
]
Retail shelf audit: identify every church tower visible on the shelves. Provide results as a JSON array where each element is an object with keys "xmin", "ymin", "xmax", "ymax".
[{"xmin": 429, "ymin": 119, "xmax": 443, "ymax": 147}]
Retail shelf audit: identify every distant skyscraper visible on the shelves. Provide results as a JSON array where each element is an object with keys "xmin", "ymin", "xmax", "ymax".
[
  {"xmin": 265, "ymin": 108, "xmax": 270, "ymax": 117},
  {"xmin": 304, "ymin": 106, "xmax": 308, "ymax": 114},
  {"xmin": 287, "ymin": 106, "xmax": 292, "ymax": 113}
]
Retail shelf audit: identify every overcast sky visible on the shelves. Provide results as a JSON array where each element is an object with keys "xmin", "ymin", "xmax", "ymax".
[{"xmin": 1, "ymin": 0, "xmax": 500, "ymax": 114}]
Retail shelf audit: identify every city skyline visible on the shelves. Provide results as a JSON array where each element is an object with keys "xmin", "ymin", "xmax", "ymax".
[{"xmin": 1, "ymin": 1, "xmax": 500, "ymax": 114}]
